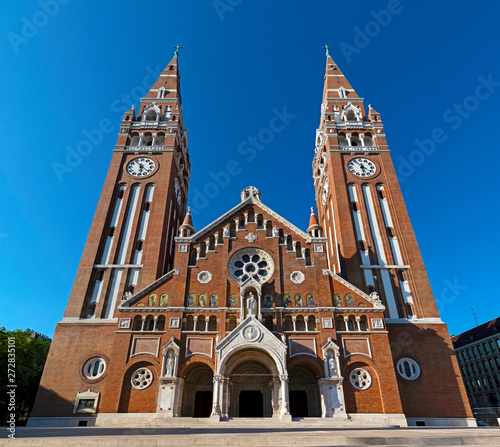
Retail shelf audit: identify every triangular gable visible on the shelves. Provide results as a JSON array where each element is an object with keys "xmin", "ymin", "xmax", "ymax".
[
  {"xmin": 118, "ymin": 269, "xmax": 179, "ymax": 309},
  {"xmin": 176, "ymin": 194, "xmax": 319, "ymax": 244},
  {"xmin": 323, "ymin": 269, "xmax": 385, "ymax": 310},
  {"xmin": 215, "ymin": 315, "xmax": 287, "ymax": 375}
]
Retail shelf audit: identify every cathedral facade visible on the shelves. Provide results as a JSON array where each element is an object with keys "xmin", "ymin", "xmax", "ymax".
[{"xmin": 30, "ymin": 52, "xmax": 474, "ymax": 427}]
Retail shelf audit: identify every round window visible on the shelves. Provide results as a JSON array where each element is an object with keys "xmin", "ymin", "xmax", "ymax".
[
  {"xmin": 349, "ymin": 368, "xmax": 372, "ymax": 390},
  {"xmin": 131, "ymin": 367, "xmax": 154, "ymax": 390},
  {"xmin": 83, "ymin": 357, "xmax": 106, "ymax": 380},
  {"xmin": 228, "ymin": 248, "xmax": 274, "ymax": 284},
  {"xmin": 396, "ymin": 358, "xmax": 421, "ymax": 380}
]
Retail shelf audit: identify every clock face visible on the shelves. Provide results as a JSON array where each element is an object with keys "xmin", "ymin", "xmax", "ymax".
[
  {"xmin": 174, "ymin": 178, "xmax": 182, "ymax": 205},
  {"xmin": 321, "ymin": 178, "xmax": 329, "ymax": 205},
  {"xmin": 127, "ymin": 158, "xmax": 155, "ymax": 177},
  {"xmin": 348, "ymin": 158, "xmax": 376, "ymax": 178}
]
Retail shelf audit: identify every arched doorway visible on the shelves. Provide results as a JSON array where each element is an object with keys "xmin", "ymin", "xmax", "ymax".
[
  {"xmin": 181, "ymin": 363, "xmax": 213, "ymax": 417},
  {"xmin": 222, "ymin": 348, "xmax": 280, "ymax": 418},
  {"xmin": 288, "ymin": 364, "xmax": 321, "ymax": 417}
]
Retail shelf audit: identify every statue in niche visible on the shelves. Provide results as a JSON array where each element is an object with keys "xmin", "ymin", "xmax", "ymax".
[
  {"xmin": 272, "ymin": 226, "xmax": 279, "ymax": 237},
  {"xmin": 246, "ymin": 292, "xmax": 256, "ymax": 317},
  {"xmin": 328, "ymin": 353, "xmax": 337, "ymax": 377},
  {"xmin": 165, "ymin": 351, "xmax": 174, "ymax": 377},
  {"xmin": 223, "ymin": 226, "xmax": 230, "ymax": 237}
]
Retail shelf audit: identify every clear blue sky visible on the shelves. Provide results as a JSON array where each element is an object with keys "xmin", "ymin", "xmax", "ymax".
[{"xmin": 1, "ymin": 0, "xmax": 499, "ymax": 338}]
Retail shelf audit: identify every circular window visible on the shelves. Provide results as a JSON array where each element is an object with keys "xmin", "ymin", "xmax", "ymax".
[
  {"xmin": 83, "ymin": 357, "xmax": 106, "ymax": 380},
  {"xmin": 349, "ymin": 368, "xmax": 372, "ymax": 390},
  {"xmin": 131, "ymin": 367, "xmax": 154, "ymax": 390},
  {"xmin": 228, "ymin": 248, "xmax": 274, "ymax": 284},
  {"xmin": 396, "ymin": 358, "xmax": 421, "ymax": 380}
]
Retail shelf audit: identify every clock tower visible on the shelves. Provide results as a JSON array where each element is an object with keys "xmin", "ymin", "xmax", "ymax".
[
  {"xmin": 65, "ymin": 52, "xmax": 190, "ymax": 322},
  {"xmin": 313, "ymin": 53, "xmax": 438, "ymax": 322}
]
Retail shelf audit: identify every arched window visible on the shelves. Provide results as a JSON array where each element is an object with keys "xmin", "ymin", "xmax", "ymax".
[
  {"xmin": 308, "ymin": 316, "xmax": 317, "ymax": 331},
  {"xmin": 132, "ymin": 315, "xmax": 142, "ymax": 331},
  {"xmin": 239, "ymin": 215, "xmax": 245, "ymax": 229},
  {"xmin": 130, "ymin": 135, "xmax": 140, "ymax": 146},
  {"xmin": 199, "ymin": 242, "xmax": 207, "ymax": 258},
  {"xmin": 248, "ymin": 209, "xmax": 255, "ymax": 223},
  {"xmin": 295, "ymin": 242, "xmax": 302, "ymax": 258},
  {"xmin": 279, "ymin": 229, "xmax": 285, "ymax": 244},
  {"xmin": 208, "ymin": 315, "xmax": 217, "ymax": 331},
  {"xmin": 266, "ymin": 221, "xmax": 272, "ymax": 237},
  {"xmin": 284, "ymin": 315, "xmax": 293, "ymax": 332},
  {"xmin": 257, "ymin": 214, "xmax": 264, "ymax": 229},
  {"xmin": 228, "ymin": 315, "xmax": 237, "ymax": 331},
  {"xmin": 347, "ymin": 316, "xmax": 356, "ymax": 332},
  {"xmin": 230, "ymin": 222, "xmax": 236, "ymax": 237},
  {"xmin": 156, "ymin": 315, "xmax": 165, "ymax": 331},
  {"xmin": 359, "ymin": 316, "xmax": 368, "ymax": 331},
  {"xmin": 336, "ymin": 315, "xmax": 346, "ymax": 331},
  {"xmin": 338, "ymin": 134, "xmax": 348, "ymax": 147},
  {"xmin": 305, "ymin": 249, "xmax": 312, "ymax": 266},
  {"xmin": 198, "ymin": 315, "xmax": 206, "ymax": 332},
  {"xmin": 185, "ymin": 315, "xmax": 194, "ymax": 331},
  {"xmin": 189, "ymin": 249, "xmax": 197, "ymax": 266},
  {"xmin": 208, "ymin": 235, "xmax": 215, "ymax": 251},
  {"xmin": 286, "ymin": 235, "xmax": 293, "ymax": 251},
  {"xmin": 145, "ymin": 315, "xmax": 154, "ymax": 332},
  {"xmin": 296, "ymin": 315, "xmax": 306, "ymax": 331}
]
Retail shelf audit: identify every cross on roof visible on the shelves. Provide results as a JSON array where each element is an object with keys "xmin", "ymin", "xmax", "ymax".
[
  {"xmin": 322, "ymin": 44, "xmax": 332, "ymax": 57},
  {"xmin": 173, "ymin": 44, "xmax": 183, "ymax": 57}
]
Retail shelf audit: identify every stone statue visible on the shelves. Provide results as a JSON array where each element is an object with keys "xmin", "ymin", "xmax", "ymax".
[
  {"xmin": 272, "ymin": 226, "xmax": 279, "ymax": 237},
  {"xmin": 328, "ymin": 355, "xmax": 337, "ymax": 377},
  {"xmin": 370, "ymin": 291, "xmax": 380, "ymax": 302},
  {"xmin": 166, "ymin": 352, "xmax": 174, "ymax": 377},
  {"xmin": 216, "ymin": 334, "xmax": 220, "ymax": 344},
  {"xmin": 122, "ymin": 291, "xmax": 132, "ymax": 301},
  {"xmin": 223, "ymin": 226, "xmax": 230, "ymax": 237},
  {"xmin": 246, "ymin": 292, "xmax": 256, "ymax": 317},
  {"xmin": 281, "ymin": 334, "xmax": 286, "ymax": 344}
]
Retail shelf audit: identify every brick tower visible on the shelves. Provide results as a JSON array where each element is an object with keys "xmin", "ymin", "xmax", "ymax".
[
  {"xmin": 65, "ymin": 53, "xmax": 190, "ymax": 322},
  {"xmin": 313, "ymin": 50, "xmax": 472, "ymax": 423}
]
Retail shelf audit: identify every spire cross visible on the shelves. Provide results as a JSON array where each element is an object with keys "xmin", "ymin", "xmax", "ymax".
[
  {"xmin": 322, "ymin": 44, "xmax": 332, "ymax": 57},
  {"xmin": 173, "ymin": 44, "xmax": 183, "ymax": 57}
]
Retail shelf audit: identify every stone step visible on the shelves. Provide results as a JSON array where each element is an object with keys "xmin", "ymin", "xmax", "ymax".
[{"xmin": 3, "ymin": 427, "xmax": 500, "ymax": 447}]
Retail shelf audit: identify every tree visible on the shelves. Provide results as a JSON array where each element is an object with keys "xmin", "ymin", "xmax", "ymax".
[{"xmin": 0, "ymin": 328, "xmax": 50, "ymax": 425}]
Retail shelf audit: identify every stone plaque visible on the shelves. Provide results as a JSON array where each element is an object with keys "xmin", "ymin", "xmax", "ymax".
[
  {"xmin": 343, "ymin": 338, "xmax": 371, "ymax": 358},
  {"xmin": 119, "ymin": 318, "xmax": 131, "ymax": 329},
  {"xmin": 178, "ymin": 244, "xmax": 188, "ymax": 253},
  {"xmin": 169, "ymin": 317, "xmax": 180, "ymax": 329},
  {"xmin": 322, "ymin": 318, "xmax": 333, "ymax": 329},
  {"xmin": 371, "ymin": 318, "xmax": 384, "ymax": 329},
  {"xmin": 186, "ymin": 337, "xmax": 212, "ymax": 357},
  {"xmin": 131, "ymin": 337, "xmax": 160, "ymax": 357},
  {"xmin": 289, "ymin": 338, "xmax": 317, "ymax": 357},
  {"xmin": 314, "ymin": 244, "xmax": 324, "ymax": 252}
]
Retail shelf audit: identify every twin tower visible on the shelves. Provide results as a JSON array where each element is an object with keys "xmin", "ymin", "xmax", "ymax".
[{"xmin": 30, "ymin": 51, "xmax": 474, "ymax": 426}]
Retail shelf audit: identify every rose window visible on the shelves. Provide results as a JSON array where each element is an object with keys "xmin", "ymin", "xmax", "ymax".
[
  {"xmin": 349, "ymin": 368, "xmax": 372, "ymax": 390},
  {"xmin": 228, "ymin": 248, "xmax": 274, "ymax": 284},
  {"xmin": 131, "ymin": 367, "xmax": 153, "ymax": 390}
]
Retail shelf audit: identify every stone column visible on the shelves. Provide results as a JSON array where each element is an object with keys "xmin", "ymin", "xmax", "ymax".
[
  {"xmin": 304, "ymin": 316, "xmax": 309, "ymax": 332},
  {"xmin": 140, "ymin": 316, "xmax": 146, "ymax": 331},
  {"xmin": 193, "ymin": 316, "xmax": 198, "ymax": 332},
  {"xmin": 272, "ymin": 377, "xmax": 281, "ymax": 418},
  {"xmin": 153, "ymin": 316, "xmax": 158, "ymax": 331},
  {"xmin": 210, "ymin": 375, "xmax": 222, "ymax": 421},
  {"xmin": 292, "ymin": 316, "xmax": 297, "ymax": 332},
  {"xmin": 280, "ymin": 374, "xmax": 292, "ymax": 421},
  {"xmin": 356, "ymin": 316, "xmax": 361, "ymax": 332}
]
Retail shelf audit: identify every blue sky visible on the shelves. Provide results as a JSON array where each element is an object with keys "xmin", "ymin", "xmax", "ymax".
[{"xmin": 1, "ymin": 0, "xmax": 499, "ymax": 338}]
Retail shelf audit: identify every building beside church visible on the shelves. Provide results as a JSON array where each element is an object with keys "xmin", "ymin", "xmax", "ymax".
[
  {"xmin": 452, "ymin": 317, "xmax": 500, "ymax": 425},
  {"xmin": 30, "ymin": 50, "xmax": 474, "ymax": 427}
]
